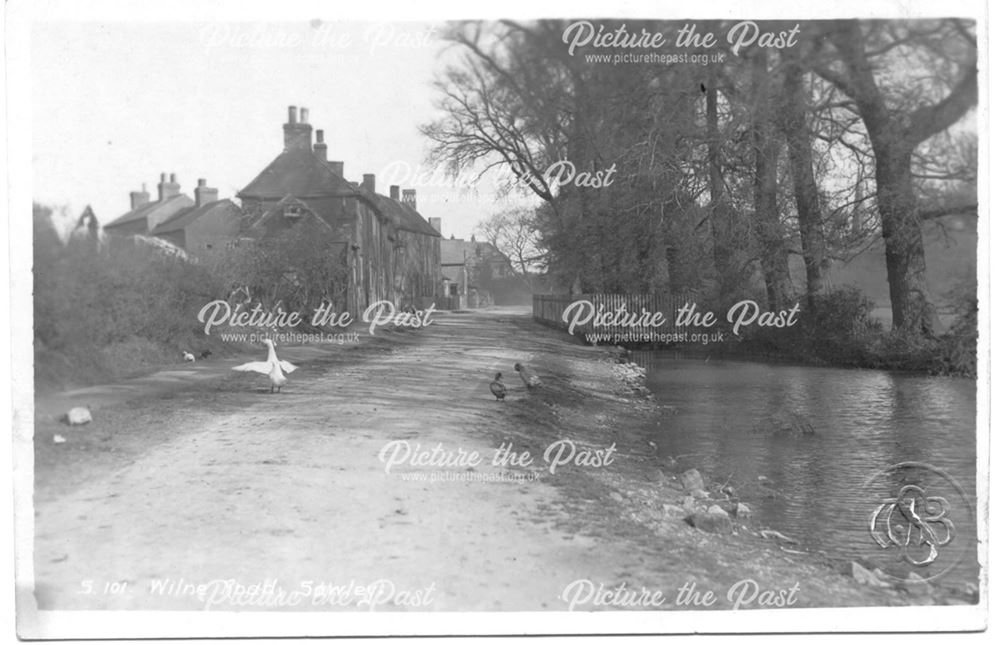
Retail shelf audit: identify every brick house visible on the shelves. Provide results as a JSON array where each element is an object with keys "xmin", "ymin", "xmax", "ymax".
[
  {"xmin": 104, "ymin": 173, "xmax": 241, "ymax": 259},
  {"xmin": 103, "ymin": 174, "xmax": 194, "ymax": 237}
]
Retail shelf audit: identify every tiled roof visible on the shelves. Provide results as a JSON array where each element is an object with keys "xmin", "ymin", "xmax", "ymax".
[
  {"xmin": 238, "ymin": 148, "xmax": 358, "ymax": 199},
  {"xmin": 366, "ymin": 193, "xmax": 441, "ymax": 237},
  {"xmin": 151, "ymin": 199, "xmax": 240, "ymax": 234},
  {"xmin": 104, "ymin": 194, "xmax": 190, "ymax": 228},
  {"xmin": 252, "ymin": 194, "xmax": 333, "ymax": 231}
]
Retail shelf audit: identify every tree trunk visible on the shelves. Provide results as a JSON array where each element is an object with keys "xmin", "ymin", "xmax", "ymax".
[
  {"xmin": 706, "ymin": 77, "xmax": 737, "ymax": 303},
  {"xmin": 751, "ymin": 50, "xmax": 792, "ymax": 310},
  {"xmin": 778, "ymin": 55, "xmax": 825, "ymax": 310},
  {"xmin": 871, "ymin": 138, "xmax": 936, "ymax": 334},
  {"xmin": 820, "ymin": 20, "xmax": 974, "ymax": 334}
]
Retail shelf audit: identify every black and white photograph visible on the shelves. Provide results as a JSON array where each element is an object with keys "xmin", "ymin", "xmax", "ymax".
[{"xmin": 6, "ymin": 0, "xmax": 990, "ymax": 638}]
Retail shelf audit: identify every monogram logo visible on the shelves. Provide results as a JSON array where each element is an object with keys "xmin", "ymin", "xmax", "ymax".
[
  {"xmin": 861, "ymin": 462, "xmax": 974, "ymax": 583},
  {"xmin": 869, "ymin": 484, "xmax": 955, "ymax": 566}
]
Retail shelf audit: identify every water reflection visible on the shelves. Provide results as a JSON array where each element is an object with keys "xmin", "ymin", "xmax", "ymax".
[{"xmin": 640, "ymin": 355, "xmax": 978, "ymax": 588}]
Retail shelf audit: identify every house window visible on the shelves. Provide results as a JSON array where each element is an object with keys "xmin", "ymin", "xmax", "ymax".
[{"xmin": 284, "ymin": 205, "xmax": 303, "ymax": 220}]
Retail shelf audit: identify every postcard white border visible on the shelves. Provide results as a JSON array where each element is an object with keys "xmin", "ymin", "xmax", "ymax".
[{"xmin": 5, "ymin": 0, "xmax": 991, "ymax": 638}]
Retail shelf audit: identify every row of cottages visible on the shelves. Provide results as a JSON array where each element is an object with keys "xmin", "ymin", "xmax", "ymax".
[
  {"xmin": 237, "ymin": 106, "xmax": 442, "ymax": 313},
  {"xmin": 102, "ymin": 173, "xmax": 241, "ymax": 256},
  {"xmin": 103, "ymin": 106, "xmax": 443, "ymax": 316}
]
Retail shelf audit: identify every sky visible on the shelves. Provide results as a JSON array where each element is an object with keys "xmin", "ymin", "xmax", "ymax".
[
  {"xmin": 26, "ymin": 3, "xmax": 984, "ymax": 243},
  {"xmin": 30, "ymin": 19, "xmax": 534, "ymax": 240}
]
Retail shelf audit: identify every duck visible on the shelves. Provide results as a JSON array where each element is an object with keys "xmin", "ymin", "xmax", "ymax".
[
  {"xmin": 514, "ymin": 362, "xmax": 541, "ymax": 388},
  {"xmin": 200, "ymin": 350, "xmax": 213, "ymax": 360},
  {"xmin": 490, "ymin": 372, "xmax": 507, "ymax": 401},
  {"xmin": 63, "ymin": 406, "xmax": 92, "ymax": 426},
  {"xmin": 232, "ymin": 339, "xmax": 298, "ymax": 393},
  {"xmin": 183, "ymin": 351, "xmax": 196, "ymax": 362}
]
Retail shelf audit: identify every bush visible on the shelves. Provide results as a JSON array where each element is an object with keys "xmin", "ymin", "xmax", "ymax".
[
  {"xmin": 724, "ymin": 286, "xmax": 975, "ymax": 376},
  {"xmin": 34, "ymin": 208, "xmax": 223, "ymax": 391},
  {"xmin": 214, "ymin": 217, "xmax": 350, "ymax": 315}
]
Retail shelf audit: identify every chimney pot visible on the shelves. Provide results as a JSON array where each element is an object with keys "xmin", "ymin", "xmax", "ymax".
[
  {"xmin": 390, "ymin": 185, "xmax": 400, "ymax": 201},
  {"xmin": 157, "ymin": 173, "xmax": 180, "ymax": 201},
  {"xmin": 283, "ymin": 105, "xmax": 312, "ymax": 151},
  {"xmin": 362, "ymin": 173, "xmax": 376, "ymax": 193},
  {"xmin": 401, "ymin": 188, "xmax": 417, "ymax": 211},
  {"xmin": 300, "ymin": 107, "xmax": 309, "ymax": 123},
  {"xmin": 194, "ymin": 179, "xmax": 219, "ymax": 207},
  {"xmin": 316, "ymin": 129, "xmax": 325, "ymax": 143},
  {"xmin": 130, "ymin": 183, "xmax": 151, "ymax": 211}
]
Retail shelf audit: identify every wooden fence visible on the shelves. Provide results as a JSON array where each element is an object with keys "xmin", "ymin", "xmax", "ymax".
[{"xmin": 533, "ymin": 293, "xmax": 689, "ymax": 342}]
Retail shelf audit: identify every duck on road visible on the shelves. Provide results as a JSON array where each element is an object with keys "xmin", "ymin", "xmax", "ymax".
[
  {"xmin": 490, "ymin": 372, "xmax": 507, "ymax": 401},
  {"xmin": 514, "ymin": 363, "xmax": 541, "ymax": 389}
]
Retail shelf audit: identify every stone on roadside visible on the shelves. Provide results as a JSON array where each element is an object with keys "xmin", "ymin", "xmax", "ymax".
[
  {"xmin": 681, "ymin": 495, "xmax": 698, "ymax": 514},
  {"xmin": 662, "ymin": 503, "xmax": 688, "ymax": 521},
  {"xmin": 851, "ymin": 562, "xmax": 891, "ymax": 588},
  {"xmin": 609, "ymin": 492, "xmax": 624, "ymax": 503},
  {"xmin": 648, "ymin": 469, "xmax": 668, "ymax": 484},
  {"xmin": 736, "ymin": 503, "xmax": 752, "ymax": 519},
  {"xmin": 65, "ymin": 406, "xmax": 92, "ymax": 426},
  {"xmin": 680, "ymin": 469, "xmax": 705, "ymax": 494},
  {"xmin": 689, "ymin": 505, "xmax": 732, "ymax": 534}
]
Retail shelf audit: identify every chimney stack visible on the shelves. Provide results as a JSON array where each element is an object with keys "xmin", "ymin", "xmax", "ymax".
[
  {"xmin": 329, "ymin": 161, "xmax": 344, "ymax": 177},
  {"xmin": 194, "ymin": 178, "xmax": 219, "ymax": 207},
  {"xmin": 362, "ymin": 173, "xmax": 376, "ymax": 193},
  {"xmin": 283, "ymin": 104, "xmax": 313, "ymax": 151},
  {"xmin": 129, "ymin": 182, "xmax": 150, "ymax": 210},
  {"xmin": 401, "ymin": 188, "xmax": 417, "ymax": 210},
  {"xmin": 157, "ymin": 172, "xmax": 181, "ymax": 201},
  {"xmin": 428, "ymin": 217, "xmax": 441, "ymax": 234},
  {"xmin": 313, "ymin": 129, "xmax": 328, "ymax": 161},
  {"xmin": 390, "ymin": 185, "xmax": 400, "ymax": 201}
]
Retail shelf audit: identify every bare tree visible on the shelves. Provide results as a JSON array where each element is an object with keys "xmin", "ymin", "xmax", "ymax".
[
  {"xmin": 475, "ymin": 207, "xmax": 543, "ymax": 274},
  {"xmin": 812, "ymin": 19, "xmax": 977, "ymax": 333}
]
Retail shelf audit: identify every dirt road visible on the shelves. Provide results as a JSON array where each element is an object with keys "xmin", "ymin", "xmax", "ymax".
[{"xmin": 29, "ymin": 308, "xmax": 905, "ymax": 614}]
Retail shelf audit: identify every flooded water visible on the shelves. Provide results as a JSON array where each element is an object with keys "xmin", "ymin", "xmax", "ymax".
[{"xmin": 640, "ymin": 355, "xmax": 979, "ymax": 590}]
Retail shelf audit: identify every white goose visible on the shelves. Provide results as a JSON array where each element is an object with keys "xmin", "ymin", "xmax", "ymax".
[{"xmin": 233, "ymin": 339, "xmax": 298, "ymax": 393}]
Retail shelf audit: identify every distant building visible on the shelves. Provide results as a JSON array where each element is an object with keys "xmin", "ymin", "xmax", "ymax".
[
  {"xmin": 440, "ymin": 234, "xmax": 518, "ymax": 308},
  {"xmin": 103, "ymin": 106, "xmax": 442, "ymax": 315},
  {"xmin": 104, "ymin": 174, "xmax": 240, "ymax": 259},
  {"xmin": 237, "ymin": 106, "xmax": 441, "ymax": 314},
  {"xmin": 69, "ymin": 205, "xmax": 100, "ymax": 242}
]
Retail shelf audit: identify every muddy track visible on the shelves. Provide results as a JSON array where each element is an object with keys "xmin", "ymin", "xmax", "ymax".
[{"xmin": 29, "ymin": 309, "xmax": 904, "ymax": 612}]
